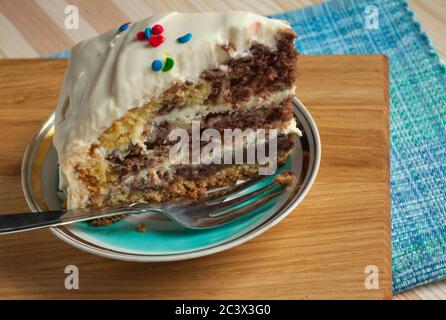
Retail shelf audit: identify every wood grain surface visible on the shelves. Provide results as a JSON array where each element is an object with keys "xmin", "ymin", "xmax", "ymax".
[{"xmin": 0, "ymin": 55, "xmax": 391, "ymax": 299}]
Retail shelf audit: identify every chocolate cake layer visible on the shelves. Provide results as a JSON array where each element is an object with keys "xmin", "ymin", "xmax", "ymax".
[
  {"xmin": 144, "ymin": 98, "xmax": 294, "ymax": 149},
  {"xmin": 202, "ymin": 31, "xmax": 298, "ymax": 105}
]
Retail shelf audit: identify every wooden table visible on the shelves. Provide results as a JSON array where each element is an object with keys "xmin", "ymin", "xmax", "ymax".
[{"xmin": 0, "ymin": 0, "xmax": 445, "ymax": 300}]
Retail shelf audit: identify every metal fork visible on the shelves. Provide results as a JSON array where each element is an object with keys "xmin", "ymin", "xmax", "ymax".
[{"xmin": 0, "ymin": 179, "xmax": 286, "ymax": 234}]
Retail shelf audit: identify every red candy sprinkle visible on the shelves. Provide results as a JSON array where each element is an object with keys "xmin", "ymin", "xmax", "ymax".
[
  {"xmin": 136, "ymin": 31, "xmax": 146, "ymax": 41},
  {"xmin": 148, "ymin": 34, "xmax": 165, "ymax": 47},
  {"xmin": 151, "ymin": 24, "xmax": 164, "ymax": 35}
]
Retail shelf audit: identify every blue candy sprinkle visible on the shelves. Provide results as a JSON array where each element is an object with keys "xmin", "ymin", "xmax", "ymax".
[
  {"xmin": 177, "ymin": 33, "xmax": 192, "ymax": 43},
  {"xmin": 152, "ymin": 59, "xmax": 163, "ymax": 71},
  {"xmin": 118, "ymin": 23, "xmax": 130, "ymax": 32},
  {"xmin": 144, "ymin": 27, "xmax": 152, "ymax": 38}
]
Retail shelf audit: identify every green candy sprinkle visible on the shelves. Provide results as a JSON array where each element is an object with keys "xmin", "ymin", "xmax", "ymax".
[{"xmin": 162, "ymin": 57, "xmax": 174, "ymax": 72}]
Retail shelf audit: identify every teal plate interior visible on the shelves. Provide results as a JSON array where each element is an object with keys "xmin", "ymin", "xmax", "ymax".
[{"xmin": 21, "ymin": 98, "xmax": 320, "ymax": 261}]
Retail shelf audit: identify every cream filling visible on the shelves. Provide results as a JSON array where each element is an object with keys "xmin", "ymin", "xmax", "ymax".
[{"xmin": 129, "ymin": 87, "xmax": 296, "ymax": 149}]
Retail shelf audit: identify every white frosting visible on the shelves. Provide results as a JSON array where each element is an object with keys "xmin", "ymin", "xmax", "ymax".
[{"xmin": 54, "ymin": 11, "xmax": 292, "ymax": 157}]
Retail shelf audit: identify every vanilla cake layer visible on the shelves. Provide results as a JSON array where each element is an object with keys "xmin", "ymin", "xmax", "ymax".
[{"xmin": 54, "ymin": 12, "xmax": 300, "ymax": 210}]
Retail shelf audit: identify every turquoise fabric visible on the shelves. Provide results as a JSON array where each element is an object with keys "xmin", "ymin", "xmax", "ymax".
[{"xmin": 48, "ymin": 0, "xmax": 446, "ymax": 293}]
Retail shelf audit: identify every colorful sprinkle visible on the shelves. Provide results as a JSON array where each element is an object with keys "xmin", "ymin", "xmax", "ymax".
[
  {"xmin": 148, "ymin": 34, "xmax": 165, "ymax": 47},
  {"xmin": 136, "ymin": 31, "xmax": 145, "ymax": 41},
  {"xmin": 151, "ymin": 24, "xmax": 164, "ymax": 35},
  {"xmin": 152, "ymin": 59, "xmax": 163, "ymax": 71},
  {"xmin": 144, "ymin": 27, "xmax": 152, "ymax": 38},
  {"xmin": 177, "ymin": 33, "xmax": 192, "ymax": 43},
  {"xmin": 248, "ymin": 21, "xmax": 261, "ymax": 33},
  {"xmin": 118, "ymin": 22, "xmax": 131, "ymax": 32},
  {"xmin": 162, "ymin": 57, "xmax": 174, "ymax": 72}
]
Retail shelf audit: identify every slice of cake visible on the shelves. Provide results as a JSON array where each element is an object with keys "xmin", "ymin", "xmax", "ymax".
[{"xmin": 53, "ymin": 12, "xmax": 301, "ymax": 219}]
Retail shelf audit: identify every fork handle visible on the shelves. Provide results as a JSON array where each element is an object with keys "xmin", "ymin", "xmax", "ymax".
[
  {"xmin": 0, "ymin": 206, "xmax": 143, "ymax": 235},
  {"xmin": 0, "ymin": 210, "xmax": 67, "ymax": 234},
  {"xmin": 0, "ymin": 203, "xmax": 166, "ymax": 235}
]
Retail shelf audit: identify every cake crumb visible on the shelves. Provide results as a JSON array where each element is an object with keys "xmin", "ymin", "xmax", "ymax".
[
  {"xmin": 90, "ymin": 215, "xmax": 124, "ymax": 226},
  {"xmin": 136, "ymin": 223, "xmax": 146, "ymax": 233},
  {"xmin": 274, "ymin": 170, "xmax": 294, "ymax": 187}
]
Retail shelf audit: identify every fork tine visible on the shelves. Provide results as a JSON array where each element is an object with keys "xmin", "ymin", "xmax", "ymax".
[
  {"xmin": 205, "ymin": 175, "xmax": 268, "ymax": 205},
  {"xmin": 174, "ymin": 180, "xmax": 279, "ymax": 215},
  {"xmin": 204, "ymin": 188, "xmax": 283, "ymax": 227},
  {"xmin": 204, "ymin": 164, "xmax": 287, "ymax": 204},
  {"xmin": 208, "ymin": 181, "xmax": 282, "ymax": 216}
]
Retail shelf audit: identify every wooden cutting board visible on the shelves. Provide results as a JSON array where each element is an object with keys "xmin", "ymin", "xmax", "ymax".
[{"xmin": 0, "ymin": 55, "xmax": 391, "ymax": 299}]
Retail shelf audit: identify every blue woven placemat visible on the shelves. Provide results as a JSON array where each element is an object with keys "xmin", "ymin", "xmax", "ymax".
[{"xmin": 49, "ymin": 0, "xmax": 446, "ymax": 293}]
